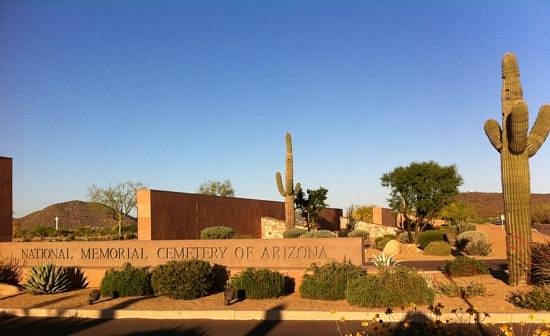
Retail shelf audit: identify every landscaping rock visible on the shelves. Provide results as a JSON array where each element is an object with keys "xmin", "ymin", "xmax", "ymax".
[
  {"xmin": 0, "ymin": 283, "xmax": 20, "ymax": 296},
  {"xmin": 354, "ymin": 221, "xmax": 398, "ymax": 238},
  {"xmin": 401, "ymin": 243, "xmax": 422, "ymax": 254},
  {"xmin": 383, "ymin": 239, "xmax": 401, "ymax": 255}
]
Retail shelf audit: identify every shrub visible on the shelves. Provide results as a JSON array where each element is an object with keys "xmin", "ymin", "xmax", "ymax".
[
  {"xmin": 508, "ymin": 286, "xmax": 550, "ymax": 311},
  {"xmin": 301, "ymin": 230, "xmax": 335, "ymax": 238},
  {"xmin": 346, "ymin": 266, "xmax": 435, "ymax": 307},
  {"xmin": 31, "ymin": 226, "xmax": 56, "ymax": 239},
  {"xmin": 532, "ymin": 242, "xmax": 550, "ymax": 285},
  {"xmin": 152, "ymin": 260, "xmax": 214, "ymax": 300},
  {"xmin": 459, "ymin": 223, "xmax": 477, "ymax": 233},
  {"xmin": 100, "ymin": 263, "xmax": 151, "ymax": 297},
  {"xmin": 436, "ymin": 281, "xmax": 487, "ymax": 298},
  {"xmin": 230, "ymin": 268, "xmax": 285, "ymax": 299},
  {"xmin": 23, "ymin": 264, "xmax": 72, "ymax": 294},
  {"xmin": 0, "ymin": 255, "xmax": 23, "ymax": 285},
  {"xmin": 424, "ymin": 241, "xmax": 452, "ymax": 256},
  {"xmin": 456, "ymin": 231, "xmax": 491, "ymax": 256},
  {"xmin": 417, "ymin": 230, "xmax": 446, "ymax": 249},
  {"xmin": 374, "ymin": 234, "xmax": 397, "ymax": 250},
  {"xmin": 398, "ymin": 232, "xmax": 412, "ymax": 243},
  {"xmin": 443, "ymin": 256, "xmax": 489, "ymax": 277},
  {"xmin": 282, "ymin": 228, "xmax": 306, "ymax": 238},
  {"xmin": 200, "ymin": 226, "xmax": 235, "ymax": 239},
  {"xmin": 347, "ymin": 230, "xmax": 370, "ymax": 240},
  {"xmin": 337, "ymin": 229, "xmax": 350, "ymax": 237},
  {"xmin": 300, "ymin": 260, "xmax": 365, "ymax": 300}
]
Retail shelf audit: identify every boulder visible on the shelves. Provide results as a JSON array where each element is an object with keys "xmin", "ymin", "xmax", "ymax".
[
  {"xmin": 382, "ymin": 239, "xmax": 401, "ymax": 255},
  {"xmin": 401, "ymin": 243, "xmax": 422, "ymax": 254},
  {"xmin": 0, "ymin": 283, "xmax": 20, "ymax": 296}
]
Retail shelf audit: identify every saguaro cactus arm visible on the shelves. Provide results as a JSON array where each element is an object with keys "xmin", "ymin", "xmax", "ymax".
[
  {"xmin": 275, "ymin": 172, "xmax": 286, "ymax": 196},
  {"xmin": 507, "ymin": 100, "xmax": 529, "ymax": 154},
  {"xmin": 484, "ymin": 119, "xmax": 503, "ymax": 151},
  {"xmin": 527, "ymin": 105, "xmax": 550, "ymax": 157}
]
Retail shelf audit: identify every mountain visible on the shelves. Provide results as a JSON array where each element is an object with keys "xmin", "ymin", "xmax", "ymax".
[
  {"xmin": 456, "ymin": 192, "xmax": 550, "ymax": 218},
  {"xmin": 13, "ymin": 200, "xmax": 136, "ymax": 231}
]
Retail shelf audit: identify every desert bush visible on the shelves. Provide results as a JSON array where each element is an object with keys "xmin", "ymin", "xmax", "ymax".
[
  {"xmin": 532, "ymin": 242, "xmax": 550, "ymax": 285},
  {"xmin": 346, "ymin": 266, "xmax": 435, "ymax": 307},
  {"xmin": 531, "ymin": 203, "xmax": 550, "ymax": 224},
  {"xmin": 300, "ymin": 260, "xmax": 365, "ymax": 300},
  {"xmin": 152, "ymin": 260, "xmax": 214, "ymax": 300},
  {"xmin": 398, "ymin": 232, "xmax": 412, "ymax": 243},
  {"xmin": 230, "ymin": 268, "xmax": 285, "ymax": 299},
  {"xmin": 436, "ymin": 281, "xmax": 487, "ymax": 298},
  {"xmin": 200, "ymin": 226, "xmax": 235, "ymax": 239},
  {"xmin": 417, "ymin": 230, "xmax": 446, "ymax": 249},
  {"xmin": 456, "ymin": 231, "xmax": 491, "ymax": 256},
  {"xmin": 347, "ymin": 230, "xmax": 370, "ymax": 240},
  {"xmin": 374, "ymin": 234, "xmax": 397, "ymax": 250},
  {"xmin": 424, "ymin": 241, "xmax": 452, "ymax": 256},
  {"xmin": 301, "ymin": 230, "xmax": 335, "ymax": 238},
  {"xmin": 351, "ymin": 205, "xmax": 374, "ymax": 223},
  {"xmin": 337, "ymin": 230, "xmax": 349, "ymax": 237},
  {"xmin": 459, "ymin": 223, "xmax": 477, "ymax": 233},
  {"xmin": 100, "ymin": 263, "xmax": 151, "ymax": 297},
  {"xmin": 508, "ymin": 286, "xmax": 550, "ymax": 311},
  {"xmin": 0, "ymin": 255, "xmax": 23, "ymax": 285},
  {"xmin": 443, "ymin": 256, "xmax": 489, "ymax": 277},
  {"xmin": 282, "ymin": 228, "xmax": 306, "ymax": 238},
  {"xmin": 31, "ymin": 226, "xmax": 57, "ymax": 239},
  {"xmin": 23, "ymin": 264, "xmax": 72, "ymax": 294}
]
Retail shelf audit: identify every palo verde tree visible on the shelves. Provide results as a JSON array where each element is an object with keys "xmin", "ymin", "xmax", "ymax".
[
  {"xmin": 381, "ymin": 161, "xmax": 463, "ymax": 243},
  {"xmin": 484, "ymin": 53, "xmax": 550, "ymax": 286},
  {"xmin": 198, "ymin": 179, "xmax": 235, "ymax": 197},
  {"xmin": 294, "ymin": 187, "xmax": 328, "ymax": 231},
  {"xmin": 88, "ymin": 181, "xmax": 145, "ymax": 238},
  {"xmin": 440, "ymin": 201, "xmax": 477, "ymax": 231}
]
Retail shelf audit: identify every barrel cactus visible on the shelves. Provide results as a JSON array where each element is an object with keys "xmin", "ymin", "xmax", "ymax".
[
  {"xmin": 484, "ymin": 53, "xmax": 550, "ymax": 286},
  {"xmin": 23, "ymin": 263, "xmax": 72, "ymax": 294},
  {"xmin": 275, "ymin": 132, "xmax": 301, "ymax": 230}
]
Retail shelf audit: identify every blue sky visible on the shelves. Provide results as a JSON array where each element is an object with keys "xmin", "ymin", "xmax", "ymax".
[{"xmin": 1, "ymin": 1, "xmax": 550, "ymax": 217}]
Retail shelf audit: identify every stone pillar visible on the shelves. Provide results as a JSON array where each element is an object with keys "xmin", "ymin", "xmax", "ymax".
[
  {"xmin": 0, "ymin": 157, "xmax": 13, "ymax": 242},
  {"xmin": 137, "ymin": 188, "xmax": 152, "ymax": 241}
]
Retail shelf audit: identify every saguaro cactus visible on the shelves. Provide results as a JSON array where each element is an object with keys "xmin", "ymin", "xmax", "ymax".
[
  {"xmin": 484, "ymin": 53, "xmax": 550, "ymax": 286},
  {"xmin": 275, "ymin": 132, "xmax": 301, "ymax": 230}
]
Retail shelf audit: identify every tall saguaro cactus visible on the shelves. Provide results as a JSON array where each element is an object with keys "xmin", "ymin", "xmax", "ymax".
[
  {"xmin": 484, "ymin": 53, "xmax": 550, "ymax": 286},
  {"xmin": 275, "ymin": 132, "xmax": 301, "ymax": 230}
]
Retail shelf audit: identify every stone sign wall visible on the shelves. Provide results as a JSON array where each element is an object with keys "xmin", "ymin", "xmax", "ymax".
[
  {"xmin": 0, "ymin": 157, "xmax": 12, "ymax": 242},
  {"xmin": 0, "ymin": 238, "xmax": 364, "ymax": 286}
]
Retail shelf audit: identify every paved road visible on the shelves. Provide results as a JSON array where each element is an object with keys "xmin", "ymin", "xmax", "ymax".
[{"xmin": 0, "ymin": 316, "xmax": 351, "ymax": 336}]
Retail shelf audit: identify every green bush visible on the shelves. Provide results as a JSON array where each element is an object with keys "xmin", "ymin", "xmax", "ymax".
[
  {"xmin": 347, "ymin": 230, "xmax": 370, "ymax": 240},
  {"xmin": 300, "ymin": 260, "xmax": 365, "ymax": 300},
  {"xmin": 417, "ymin": 230, "xmax": 446, "ymax": 249},
  {"xmin": 459, "ymin": 223, "xmax": 477, "ymax": 233},
  {"xmin": 508, "ymin": 286, "xmax": 550, "ymax": 311},
  {"xmin": 301, "ymin": 230, "xmax": 335, "ymax": 238},
  {"xmin": 337, "ymin": 230, "xmax": 349, "ymax": 237},
  {"xmin": 456, "ymin": 231, "xmax": 491, "ymax": 256},
  {"xmin": 0, "ymin": 255, "xmax": 22, "ymax": 285},
  {"xmin": 282, "ymin": 228, "xmax": 306, "ymax": 238},
  {"xmin": 532, "ymin": 242, "xmax": 550, "ymax": 285},
  {"xmin": 374, "ymin": 234, "xmax": 397, "ymax": 250},
  {"xmin": 31, "ymin": 226, "xmax": 57, "ymax": 239},
  {"xmin": 436, "ymin": 281, "xmax": 487, "ymax": 298},
  {"xmin": 100, "ymin": 263, "xmax": 151, "ymax": 297},
  {"xmin": 398, "ymin": 232, "xmax": 412, "ymax": 243},
  {"xmin": 443, "ymin": 256, "xmax": 489, "ymax": 277},
  {"xmin": 200, "ymin": 226, "xmax": 235, "ymax": 239},
  {"xmin": 22, "ymin": 264, "xmax": 73, "ymax": 294},
  {"xmin": 424, "ymin": 241, "xmax": 452, "ymax": 256},
  {"xmin": 152, "ymin": 260, "xmax": 214, "ymax": 300},
  {"xmin": 346, "ymin": 266, "xmax": 435, "ymax": 307},
  {"xmin": 230, "ymin": 268, "xmax": 285, "ymax": 299}
]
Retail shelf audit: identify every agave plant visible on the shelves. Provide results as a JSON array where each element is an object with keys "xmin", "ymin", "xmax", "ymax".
[
  {"xmin": 370, "ymin": 252, "xmax": 401, "ymax": 271},
  {"xmin": 23, "ymin": 263, "xmax": 72, "ymax": 294}
]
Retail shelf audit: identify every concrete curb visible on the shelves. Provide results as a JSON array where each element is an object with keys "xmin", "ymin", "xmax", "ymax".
[{"xmin": 1, "ymin": 308, "xmax": 549, "ymax": 323}]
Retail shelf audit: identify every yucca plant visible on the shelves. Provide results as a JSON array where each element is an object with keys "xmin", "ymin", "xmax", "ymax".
[
  {"xmin": 370, "ymin": 253, "xmax": 401, "ymax": 271},
  {"xmin": 23, "ymin": 263, "xmax": 72, "ymax": 294}
]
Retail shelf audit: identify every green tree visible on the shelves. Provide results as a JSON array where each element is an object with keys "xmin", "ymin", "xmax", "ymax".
[
  {"xmin": 381, "ymin": 161, "xmax": 463, "ymax": 243},
  {"xmin": 352, "ymin": 205, "xmax": 375, "ymax": 223},
  {"xmin": 198, "ymin": 179, "xmax": 235, "ymax": 197},
  {"xmin": 294, "ymin": 187, "xmax": 329, "ymax": 230},
  {"xmin": 88, "ymin": 181, "xmax": 145, "ymax": 238},
  {"xmin": 440, "ymin": 201, "xmax": 476, "ymax": 230}
]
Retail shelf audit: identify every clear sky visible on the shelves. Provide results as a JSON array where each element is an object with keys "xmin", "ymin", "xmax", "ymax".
[{"xmin": 1, "ymin": 1, "xmax": 550, "ymax": 217}]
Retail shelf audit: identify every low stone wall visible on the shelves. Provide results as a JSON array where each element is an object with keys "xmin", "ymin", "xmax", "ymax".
[
  {"xmin": 0, "ymin": 238, "xmax": 364, "ymax": 287},
  {"xmin": 354, "ymin": 221, "xmax": 398, "ymax": 238},
  {"xmin": 261, "ymin": 217, "xmax": 286, "ymax": 239}
]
